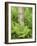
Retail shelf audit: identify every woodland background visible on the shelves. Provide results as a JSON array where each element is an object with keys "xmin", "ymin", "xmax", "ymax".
[{"xmin": 11, "ymin": 7, "xmax": 32, "ymax": 39}]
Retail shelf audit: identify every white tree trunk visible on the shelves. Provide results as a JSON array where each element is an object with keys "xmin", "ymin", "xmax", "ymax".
[{"xmin": 18, "ymin": 7, "xmax": 24, "ymax": 25}]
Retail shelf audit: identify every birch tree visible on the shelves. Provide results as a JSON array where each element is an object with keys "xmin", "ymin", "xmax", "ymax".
[{"xmin": 18, "ymin": 7, "xmax": 24, "ymax": 26}]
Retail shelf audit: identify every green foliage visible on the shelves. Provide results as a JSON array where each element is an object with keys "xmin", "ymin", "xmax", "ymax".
[
  {"xmin": 24, "ymin": 8, "xmax": 32, "ymax": 29},
  {"xmin": 11, "ymin": 7, "xmax": 32, "ymax": 39},
  {"xmin": 11, "ymin": 7, "xmax": 18, "ymax": 23}
]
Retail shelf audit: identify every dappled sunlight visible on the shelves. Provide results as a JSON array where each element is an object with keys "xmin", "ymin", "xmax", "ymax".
[{"xmin": 11, "ymin": 7, "xmax": 32, "ymax": 39}]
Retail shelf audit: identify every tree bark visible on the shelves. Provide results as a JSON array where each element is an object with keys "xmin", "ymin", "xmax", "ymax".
[{"xmin": 18, "ymin": 7, "xmax": 24, "ymax": 26}]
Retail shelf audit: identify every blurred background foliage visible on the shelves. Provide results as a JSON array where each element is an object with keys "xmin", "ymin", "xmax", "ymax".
[{"xmin": 11, "ymin": 7, "xmax": 32, "ymax": 39}]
